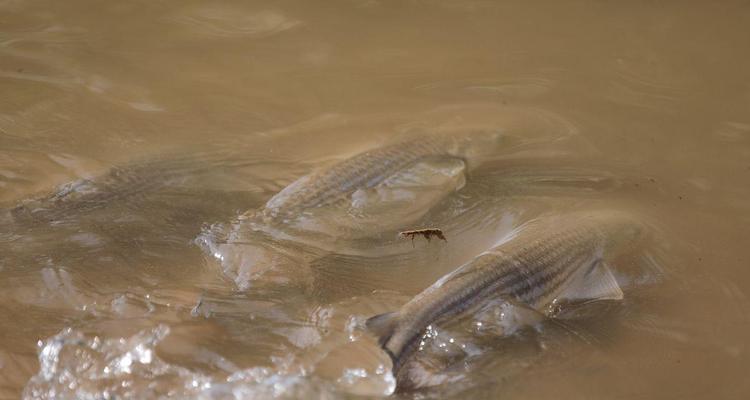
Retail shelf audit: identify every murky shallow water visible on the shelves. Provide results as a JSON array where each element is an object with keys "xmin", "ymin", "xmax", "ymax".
[{"xmin": 2, "ymin": 0, "xmax": 750, "ymax": 398}]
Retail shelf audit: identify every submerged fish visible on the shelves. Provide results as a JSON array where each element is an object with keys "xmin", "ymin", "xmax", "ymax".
[
  {"xmin": 366, "ymin": 210, "xmax": 643, "ymax": 390},
  {"xmin": 5, "ymin": 150, "xmax": 264, "ymax": 226},
  {"xmin": 202, "ymin": 135, "xmax": 493, "ymax": 288},
  {"xmin": 255, "ymin": 136, "xmax": 465, "ymax": 224}
]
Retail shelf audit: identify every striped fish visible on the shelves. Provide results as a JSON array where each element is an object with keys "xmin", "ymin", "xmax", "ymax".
[
  {"xmin": 366, "ymin": 210, "xmax": 643, "ymax": 390},
  {"xmin": 257, "ymin": 136, "xmax": 461, "ymax": 224},
  {"xmin": 201, "ymin": 136, "xmax": 476, "ymax": 288}
]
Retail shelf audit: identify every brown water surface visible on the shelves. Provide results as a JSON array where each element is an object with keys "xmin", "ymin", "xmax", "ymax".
[{"xmin": 2, "ymin": 1, "xmax": 750, "ymax": 399}]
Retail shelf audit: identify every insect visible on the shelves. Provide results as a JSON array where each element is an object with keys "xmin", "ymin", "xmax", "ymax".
[{"xmin": 398, "ymin": 228, "xmax": 447, "ymax": 246}]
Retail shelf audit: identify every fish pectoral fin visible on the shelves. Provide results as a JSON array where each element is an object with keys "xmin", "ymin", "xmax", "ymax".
[
  {"xmin": 556, "ymin": 261, "xmax": 624, "ymax": 304},
  {"xmin": 365, "ymin": 311, "xmax": 400, "ymax": 347}
]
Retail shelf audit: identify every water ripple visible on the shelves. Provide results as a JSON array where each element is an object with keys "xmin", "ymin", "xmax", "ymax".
[{"xmin": 172, "ymin": 7, "xmax": 301, "ymax": 39}]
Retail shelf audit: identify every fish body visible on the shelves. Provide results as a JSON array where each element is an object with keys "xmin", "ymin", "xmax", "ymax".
[
  {"xmin": 366, "ymin": 210, "xmax": 642, "ymax": 388},
  {"xmin": 258, "ymin": 137, "xmax": 457, "ymax": 224},
  {"xmin": 5, "ymin": 150, "xmax": 259, "ymax": 225}
]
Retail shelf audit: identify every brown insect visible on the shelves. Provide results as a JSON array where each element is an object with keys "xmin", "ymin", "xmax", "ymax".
[{"xmin": 399, "ymin": 228, "xmax": 447, "ymax": 246}]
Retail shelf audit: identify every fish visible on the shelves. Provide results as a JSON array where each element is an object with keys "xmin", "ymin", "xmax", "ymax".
[
  {"xmin": 5, "ymin": 150, "xmax": 266, "ymax": 226},
  {"xmin": 365, "ymin": 210, "xmax": 643, "ymax": 390},
  {"xmin": 202, "ymin": 136, "xmax": 485, "ymax": 288},
  {"xmin": 256, "ymin": 136, "xmax": 463, "ymax": 224}
]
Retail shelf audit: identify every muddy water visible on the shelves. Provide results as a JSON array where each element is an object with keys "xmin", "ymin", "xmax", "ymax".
[{"xmin": 2, "ymin": 0, "xmax": 750, "ymax": 398}]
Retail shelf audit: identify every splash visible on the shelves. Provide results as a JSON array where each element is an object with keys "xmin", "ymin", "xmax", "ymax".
[{"xmin": 23, "ymin": 326, "xmax": 333, "ymax": 400}]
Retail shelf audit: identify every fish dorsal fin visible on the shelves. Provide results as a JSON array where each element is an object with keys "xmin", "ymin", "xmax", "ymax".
[
  {"xmin": 365, "ymin": 311, "xmax": 400, "ymax": 348},
  {"xmin": 556, "ymin": 261, "xmax": 624, "ymax": 303}
]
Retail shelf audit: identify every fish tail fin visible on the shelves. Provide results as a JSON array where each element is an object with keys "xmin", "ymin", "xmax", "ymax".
[{"xmin": 365, "ymin": 311, "xmax": 399, "ymax": 349}]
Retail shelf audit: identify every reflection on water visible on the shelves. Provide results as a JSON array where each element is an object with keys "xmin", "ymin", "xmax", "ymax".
[{"xmin": 2, "ymin": 0, "xmax": 750, "ymax": 398}]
